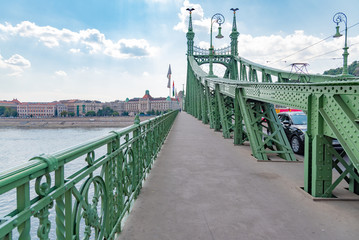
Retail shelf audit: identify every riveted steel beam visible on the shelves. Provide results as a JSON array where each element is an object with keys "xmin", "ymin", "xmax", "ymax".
[{"xmin": 186, "ymin": 55, "xmax": 359, "ymax": 197}]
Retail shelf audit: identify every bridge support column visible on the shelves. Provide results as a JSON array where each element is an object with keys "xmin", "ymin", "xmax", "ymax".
[
  {"xmin": 305, "ymin": 94, "xmax": 359, "ymax": 197},
  {"xmin": 237, "ymin": 88, "xmax": 295, "ymax": 161},
  {"xmin": 234, "ymin": 88, "xmax": 246, "ymax": 145},
  {"xmin": 216, "ymin": 84, "xmax": 232, "ymax": 138},
  {"xmin": 201, "ymin": 84, "xmax": 209, "ymax": 124},
  {"xmin": 204, "ymin": 82, "xmax": 215, "ymax": 129},
  {"xmin": 195, "ymin": 79, "xmax": 202, "ymax": 121}
]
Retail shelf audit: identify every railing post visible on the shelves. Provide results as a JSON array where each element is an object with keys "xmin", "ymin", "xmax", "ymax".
[
  {"xmin": 55, "ymin": 166, "xmax": 66, "ymax": 240},
  {"xmin": 17, "ymin": 182, "xmax": 30, "ymax": 240},
  {"xmin": 133, "ymin": 115, "xmax": 141, "ymax": 199}
]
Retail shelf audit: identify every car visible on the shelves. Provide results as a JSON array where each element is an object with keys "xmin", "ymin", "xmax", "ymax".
[
  {"xmin": 277, "ymin": 111, "xmax": 307, "ymax": 154},
  {"xmin": 277, "ymin": 111, "xmax": 342, "ymax": 155}
]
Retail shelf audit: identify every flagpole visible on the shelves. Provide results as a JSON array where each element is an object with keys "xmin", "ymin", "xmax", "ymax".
[{"xmin": 167, "ymin": 64, "xmax": 172, "ymax": 98}]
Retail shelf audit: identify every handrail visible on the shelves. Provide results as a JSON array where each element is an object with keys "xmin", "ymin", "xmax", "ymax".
[{"xmin": 0, "ymin": 110, "xmax": 179, "ymax": 239}]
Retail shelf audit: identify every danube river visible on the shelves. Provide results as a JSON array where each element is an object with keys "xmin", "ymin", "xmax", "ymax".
[{"xmin": 0, "ymin": 127, "xmax": 122, "ymax": 238}]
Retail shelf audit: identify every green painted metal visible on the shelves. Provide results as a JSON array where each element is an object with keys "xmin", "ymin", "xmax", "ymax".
[
  {"xmin": 0, "ymin": 111, "xmax": 178, "ymax": 239},
  {"xmin": 185, "ymin": 9, "xmax": 359, "ymax": 198}
]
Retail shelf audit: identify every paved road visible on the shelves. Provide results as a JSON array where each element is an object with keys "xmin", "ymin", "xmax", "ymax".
[{"xmin": 118, "ymin": 112, "xmax": 359, "ymax": 240}]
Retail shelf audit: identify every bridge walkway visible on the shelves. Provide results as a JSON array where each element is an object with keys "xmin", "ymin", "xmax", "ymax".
[{"xmin": 118, "ymin": 112, "xmax": 359, "ymax": 240}]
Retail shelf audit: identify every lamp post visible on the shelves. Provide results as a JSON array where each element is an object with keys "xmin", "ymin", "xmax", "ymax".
[
  {"xmin": 208, "ymin": 13, "xmax": 225, "ymax": 77},
  {"xmin": 333, "ymin": 12, "xmax": 349, "ymax": 76}
]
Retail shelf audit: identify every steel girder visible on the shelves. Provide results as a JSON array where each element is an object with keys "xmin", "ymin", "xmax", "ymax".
[{"xmin": 186, "ymin": 55, "xmax": 359, "ymax": 198}]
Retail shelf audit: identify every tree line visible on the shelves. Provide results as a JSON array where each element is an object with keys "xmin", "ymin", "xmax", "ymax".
[
  {"xmin": 323, "ymin": 60, "xmax": 359, "ymax": 76},
  {"xmin": 0, "ymin": 107, "xmax": 18, "ymax": 117}
]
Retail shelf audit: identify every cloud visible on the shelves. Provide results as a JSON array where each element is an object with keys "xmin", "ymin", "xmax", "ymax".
[
  {"xmin": 0, "ymin": 54, "xmax": 31, "ymax": 76},
  {"xmin": 4, "ymin": 54, "xmax": 31, "ymax": 68},
  {"xmin": 174, "ymin": 0, "xmax": 206, "ymax": 33},
  {"xmin": 174, "ymin": 0, "xmax": 232, "ymax": 38},
  {"xmin": 237, "ymin": 30, "xmax": 359, "ymax": 73},
  {"xmin": 0, "ymin": 21, "xmax": 157, "ymax": 59},
  {"xmin": 55, "ymin": 70, "xmax": 67, "ymax": 77},
  {"xmin": 70, "ymin": 48, "xmax": 81, "ymax": 53}
]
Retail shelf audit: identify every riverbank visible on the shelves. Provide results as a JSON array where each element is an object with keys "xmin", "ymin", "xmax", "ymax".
[{"xmin": 0, "ymin": 116, "xmax": 153, "ymax": 128}]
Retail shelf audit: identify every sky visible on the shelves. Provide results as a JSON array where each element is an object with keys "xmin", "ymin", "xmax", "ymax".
[{"xmin": 1, "ymin": 0, "xmax": 359, "ymax": 102}]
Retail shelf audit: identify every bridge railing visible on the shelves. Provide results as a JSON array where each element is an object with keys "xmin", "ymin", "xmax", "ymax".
[{"xmin": 0, "ymin": 110, "xmax": 178, "ymax": 239}]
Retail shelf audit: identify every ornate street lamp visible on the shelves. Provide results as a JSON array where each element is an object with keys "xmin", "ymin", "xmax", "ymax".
[
  {"xmin": 333, "ymin": 12, "xmax": 349, "ymax": 76},
  {"xmin": 208, "ymin": 13, "xmax": 225, "ymax": 77}
]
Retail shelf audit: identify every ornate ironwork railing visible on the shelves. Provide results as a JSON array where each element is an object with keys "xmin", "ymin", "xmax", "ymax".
[
  {"xmin": 193, "ymin": 46, "xmax": 231, "ymax": 56},
  {"xmin": 0, "ymin": 110, "xmax": 178, "ymax": 239},
  {"xmin": 193, "ymin": 46, "xmax": 209, "ymax": 55}
]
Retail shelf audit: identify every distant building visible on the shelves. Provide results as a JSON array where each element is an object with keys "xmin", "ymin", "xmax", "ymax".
[
  {"xmin": 74, "ymin": 100, "xmax": 103, "ymax": 116},
  {"xmin": 5, "ymin": 90, "xmax": 182, "ymax": 118},
  {"xmin": 60, "ymin": 99, "xmax": 78, "ymax": 114},
  {"xmin": 124, "ymin": 90, "xmax": 180, "ymax": 115},
  {"xmin": 17, "ymin": 102, "xmax": 67, "ymax": 118},
  {"xmin": 60, "ymin": 100, "xmax": 102, "ymax": 116},
  {"xmin": 103, "ymin": 100, "xmax": 125, "ymax": 114},
  {"xmin": 0, "ymin": 99, "xmax": 20, "ymax": 110}
]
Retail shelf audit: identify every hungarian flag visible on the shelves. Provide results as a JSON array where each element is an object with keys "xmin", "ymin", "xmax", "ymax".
[
  {"xmin": 172, "ymin": 81, "xmax": 175, "ymax": 97},
  {"xmin": 167, "ymin": 64, "xmax": 172, "ymax": 88}
]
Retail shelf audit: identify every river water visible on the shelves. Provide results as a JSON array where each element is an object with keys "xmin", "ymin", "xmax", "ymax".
[{"xmin": 0, "ymin": 127, "xmax": 122, "ymax": 238}]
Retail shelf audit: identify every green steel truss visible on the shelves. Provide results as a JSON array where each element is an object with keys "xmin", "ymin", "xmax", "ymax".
[
  {"xmin": 0, "ymin": 111, "xmax": 178, "ymax": 239},
  {"xmin": 185, "ymin": 10, "xmax": 359, "ymax": 198}
]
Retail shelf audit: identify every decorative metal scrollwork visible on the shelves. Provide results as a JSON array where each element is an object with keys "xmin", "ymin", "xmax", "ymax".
[
  {"xmin": 212, "ymin": 13, "xmax": 225, "ymax": 25},
  {"xmin": 122, "ymin": 148, "xmax": 134, "ymax": 204},
  {"xmin": 35, "ymin": 173, "xmax": 51, "ymax": 196},
  {"xmin": 34, "ymin": 173, "xmax": 54, "ymax": 239},
  {"xmin": 85, "ymin": 151, "xmax": 95, "ymax": 166},
  {"xmin": 333, "ymin": 12, "xmax": 347, "ymax": 25},
  {"xmin": 73, "ymin": 176, "xmax": 108, "ymax": 240}
]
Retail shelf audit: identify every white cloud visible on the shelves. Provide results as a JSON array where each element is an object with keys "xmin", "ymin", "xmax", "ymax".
[
  {"xmin": 70, "ymin": 48, "xmax": 81, "ymax": 53},
  {"xmin": 0, "ymin": 21, "xmax": 157, "ymax": 59},
  {"xmin": 143, "ymin": 71, "xmax": 149, "ymax": 76},
  {"xmin": 237, "ymin": 30, "xmax": 359, "ymax": 73},
  {"xmin": 55, "ymin": 70, "xmax": 67, "ymax": 77},
  {"xmin": 0, "ymin": 54, "xmax": 31, "ymax": 76},
  {"xmin": 4, "ymin": 54, "xmax": 31, "ymax": 68},
  {"xmin": 174, "ymin": 0, "xmax": 207, "ymax": 33},
  {"xmin": 174, "ymin": 0, "xmax": 231, "ymax": 39}
]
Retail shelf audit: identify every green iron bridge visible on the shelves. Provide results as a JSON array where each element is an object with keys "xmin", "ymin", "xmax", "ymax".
[{"xmin": 1, "ymin": 9, "xmax": 359, "ymax": 240}]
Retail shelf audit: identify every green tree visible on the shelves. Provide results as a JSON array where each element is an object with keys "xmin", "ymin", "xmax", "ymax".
[
  {"xmin": 68, "ymin": 112, "xmax": 75, "ymax": 117},
  {"xmin": 0, "ymin": 106, "xmax": 6, "ymax": 116},
  {"xmin": 97, "ymin": 107, "xmax": 116, "ymax": 116},
  {"xmin": 4, "ymin": 108, "xmax": 11, "ymax": 117},
  {"xmin": 113, "ymin": 111, "xmax": 119, "ymax": 116},
  {"xmin": 10, "ymin": 108, "xmax": 18, "ymax": 117},
  {"xmin": 121, "ymin": 111, "xmax": 129, "ymax": 116},
  {"xmin": 85, "ymin": 111, "xmax": 96, "ymax": 117},
  {"xmin": 324, "ymin": 60, "xmax": 359, "ymax": 76},
  {"xmin": 60, "ymin": 111, "xmax": 68, "ymax": 117}
]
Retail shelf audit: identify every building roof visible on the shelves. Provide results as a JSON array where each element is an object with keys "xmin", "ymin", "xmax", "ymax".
[{"xmin": 142, "ymin": 90, "xmax": 153, "ymax": 99}]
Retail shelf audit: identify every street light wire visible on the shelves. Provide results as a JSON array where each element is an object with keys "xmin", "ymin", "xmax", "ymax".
[
  {"xmin": 269, "ymin": 21, "xmax": 359, "ymax": 65},
  {"xmin": 300, "ymin": 41, "xmax": 359, "ymax": 62}
]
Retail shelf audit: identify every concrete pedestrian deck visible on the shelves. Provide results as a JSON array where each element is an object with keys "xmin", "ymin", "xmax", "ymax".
[{"xmin": 118, "ymin": 112, "xmax": 359, "ymax": 240}]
